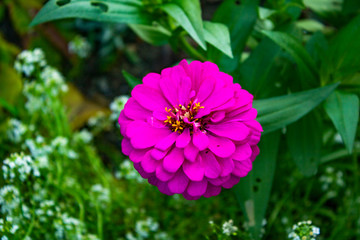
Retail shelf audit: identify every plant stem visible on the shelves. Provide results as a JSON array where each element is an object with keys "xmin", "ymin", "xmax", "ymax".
[{"xmin": 179, "ymin": 35, "xmax": 206, "ymax": 61}]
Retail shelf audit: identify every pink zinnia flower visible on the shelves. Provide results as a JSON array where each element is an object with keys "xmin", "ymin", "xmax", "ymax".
[{"xmin": 118, "ymin": 60, "xmax": 262, "ymax": 200}]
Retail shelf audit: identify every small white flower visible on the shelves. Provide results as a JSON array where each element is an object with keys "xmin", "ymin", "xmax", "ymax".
[
  {"xmin": 110, "ymin": 95, "xmax": 129, "ymax": 121},
  {"xmin": 135, "ymin": 217, "xmax": 159, "ymax": 238},
  {"xmin": 14, "ymin": 48, "xmax": 47, "ymax": 77},
  {"xmin": 68, "ymin": 35, "xmax": 92, "ymax": 58},
  {"xmin": 2, "ymin": 152, "xmax": 39, "ymax": 182},
  {"xmin": 6, "ymin": 119, "xmax": 27, "ymax": 143},
  {"xmin": 222, "ymin": 219, "xmax": 238, "ymax": 236},
  {"xmin": 90, "ymin": 184, "xmax": 110, "ymax": 206},
  {"xmin": 73, "ymin": 130, "xmax": 93, "ymax": 144}
]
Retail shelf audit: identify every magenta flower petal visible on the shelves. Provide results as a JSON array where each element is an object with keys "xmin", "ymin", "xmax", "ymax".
[
  {"xmin": 155, "ymin": 132, "xmax": 178, "ymax": 151},
  {"xmin": 207, "ymin": 122, "xmax": 250, "ymax": 141},
  {"xmin": 203, "ymin": 184, "xmax": 221, "ymax": 198},
  {"xmin": 132, "ymin": 84, "xmax": 169, "ymax": 111},
  {"xmin": 123, "ymin": 98, "xmax": 151, "ymax": 120},
  {"xmin": 176, "ymin": 128, "xmax": 191, "ymax": 148},
  {"xmin": 184, "ymin": 142, "xmax": 199, "ymax": 162},
  {"xmin": 187, "ymin": 179, "xmax": 208, "ymax": 197},
  {"xmin": 141, "ymin": 152, "xmax": 159, "ymax": 173},
  {"xmin": 183, "ymin": 155, "xmax": 205, "ymax": 181},
  {"xmin": 119, "ymin": 59, "xmax": 262, "ymax": 199},
  {"xmin": 155, "ymin": 165, "xmax": 174, "ymax": 182},
  {"xmin": 167, "ymin": 170, "xmax": 189, "ymax": 194},
  {"xmin": 192, "ymin": 131, "xmax": 209, "ymax": 151},
  {"xmin": 201, "ymin": 152, "xmax": 221, "ymax": 179},
  {"xmin": 208, "ymin": 135, "xmax": 235, "ymax": 158},
  {"xmin": 163, "ymin": 148, "xmax": 184, "ymax": 173},
  {"xmin": 232, "ymin": 143, "xmax": 252, "ymax": 161},
  {"xmin": 121, "ymin": 138, "xmax": 133, "ymax": 156}
]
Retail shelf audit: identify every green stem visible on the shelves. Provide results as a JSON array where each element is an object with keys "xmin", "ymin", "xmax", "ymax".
[
  {"xmin": 179, "ymin": 35, "xmax": 206, "ymax": 61},
  {"xmin": 96, "ymin": 203, "xmax": 103, "ymax": 240},
  {"xmin": 23, "ymin": 208, "xmax": 36, "ymax": 240}
]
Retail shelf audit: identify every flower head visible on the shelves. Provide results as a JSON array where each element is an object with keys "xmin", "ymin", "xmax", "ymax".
[
  {"xmin": 118, "ymin": 60, "xmax": 262, "ymax": 200},
  {"xmin": 288, "ymin": 220, "xmax": 320, "ymax": 240}
]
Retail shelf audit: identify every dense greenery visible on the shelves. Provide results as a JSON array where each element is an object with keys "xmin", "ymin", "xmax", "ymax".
[{"xmin": 0, "ymin": 0, "xmax": 359, "ymax": 239}]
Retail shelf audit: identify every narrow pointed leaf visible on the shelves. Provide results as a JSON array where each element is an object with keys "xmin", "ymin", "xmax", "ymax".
[
  {"xmin": 262, "ymin": 30, "xmax": 318, "ymax": 87},
  {"xmin": 234, "ymin": 131, "xmax": 281, "ymax": 240},
  {"xmin": 254, "ymin": 83, "xmax": 339, "ymax": 134},
  {"xmin": 122, "ymin": 70, "xmax": 141, "ymax": 90},
  {"xmin": 203, "ymin": 21, "xmax": 233, "ymax": 58},
  {"xmin": 210, "ymin": 0, "xmax": 258, "ymax": 72},
  {"xmin": 160, "ymin": 0, "xmax": 206, "ymax": 50},
  {"xmin": 30, "ymin": 0, "xmax": 150, "ymax": 27},
  {"xmin": 287, "ymin": 112, "xmax": 322, "ymax": 176},
  {"xmin": 324, "ymin": 91, "xmax": 359, "ymax": 153}
]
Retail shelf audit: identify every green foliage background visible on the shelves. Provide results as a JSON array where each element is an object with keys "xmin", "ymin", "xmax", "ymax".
[{"xmin": 0, "ymin": 0, "xmax": 359, "ymax": 239}]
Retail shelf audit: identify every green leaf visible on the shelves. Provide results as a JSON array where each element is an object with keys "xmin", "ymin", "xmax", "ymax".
[
  {"xmin": 295, "ymin": 19, "xmax": 326, "ymax": 32},
  {"xmin": 262, "ymin": 30, "xmax": 318, "ymax": 87},
  {"xmin": 210, "ymin": 0, "xmax": 258, "ymax": 73},
  {"xmin": 122, "ymin": 70, "xmax": 141, "ymax": 90},
  {"xmin": 321, "ymin": 15, "xmax": 360, "ymax": 84},
  {"xmin": 287, "ymin": 112, "xmax": 322, "ymax": 176},
  {"xmin": 254, "ymin": 83, "xmax": 339, "ymax": 134},
  {"xmin": 203, "ymin": 21, "xmax": 233, "ymax": 58},
  {"xmin": 0, "ymin": 64, "xmax": 22, "ymax": 105},
  {"xmin": 303, "ymin": 0, "xmax": 342, "ymax": 14},
  {"xmin": 30, "ymin": 0, "xmax": 150, "ymax": 27},
  {"xmin": 239, "ymin": 37, "xmax": 282, "ymax": 98},
  {"xmin": 0, "ymin": 98, "xmax": 18, "ymax": 116},
  {"xmin": 160, "ymin": 0, "xmax": 206, "ymax": 50},
  {"xmin": 129, "ymin": 23, "xmax": 171, "ymax": 46},
  {"xmin": 234, "ymin": 131, "xmax": 281, "ymax": 240},
  {"xmin": 324, "ymin": 91, "xmax": 359, "ymax": 153}
]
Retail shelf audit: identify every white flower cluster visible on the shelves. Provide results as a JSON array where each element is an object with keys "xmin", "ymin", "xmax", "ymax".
[
  {"xmin": 40, "ymin": 66, "xmax": 68, "ymax": 95},
  {"xmin": 14, "ymin": 48, "xmax": 46, "ymax": 77},
  {"xmin": 0, "ymin": 216, "xmax": 20, "ymax": 239},
  {"xmin": 319, "ymin": 166, "xmax": 345, "ymax": 191},
  {"xmin": 73, "ymin": 129, "xmax": 93, "ymax": 144},
  {"xmin": 88, "ymin": 112, "xmax": 108, "ymax": 127},
  {"xmin": 115, "ymin": 160, "xmax": 144, "ymax": 183},
  {"xmin": 0, "ymin": 185, "xmax": 20, "ymax": 215},
  {"xmin": 222, "ymin": 219, "xmax": 238, "ymax": 236},
  {"xmin": 6, "ymin": 118, "xmax": 27, "ymax": 143},
  {"xmin": 51, "ymin": 136, "xmax": 78, "ymax": 159},
  {"xmin": 126, "ymin": 217, "xmax": 166, "ymax": 240},
  {"xmin": 15, "ymin": 49, "xmax": 68, "ymax": 113},
  {"xmin": 35, "ymin": 200, "xmax": 60, "ymax": 223},
  {"xmin": 2, "ymin": 152, "xmax": 40, "ymax": 182},
  {"xmin": 24, "ymin": 136, "xmax": 52, "ymax": 169},
  {"xmin": 54, "ymin": 213, "xmax": 83, "ymax": 240},
  {"xmin": 90, "ymin": 184, "xmax": 110, "ymax": 206},
  {"xmin": 288, "ymin": 220, "xmax": 320, "ymax": 240},
  {"xmin": 110, "ymin": 95, "xmax": 129, "ymax": 121},
  {"xmin": 68, "ymin": 35, "xmax": 92, "ymax": 58}
]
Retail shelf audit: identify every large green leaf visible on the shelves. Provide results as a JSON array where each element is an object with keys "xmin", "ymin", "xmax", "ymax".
[
  {"xmin": 210, "ymin": 0, "xmax": 258, "ymax": 73},
  {"xmin": 262, "ymin": 30, "xmax": 318, "ymax": 87},
  {"xmin": 287, "ymin": 112, "xmax": 322, "ymax": 176},
  {"xmin": 122, "ymin": 70, "xmax": 141, "ymax": 90},
  {"xmin": 239, "ymin": 37, "xmax": 282, "ymax": 98},
  {"xmin": 129, "ymin": 23, "xmax": 171, "ymax": 46},
  {"xmin": 324, "ymin": 91, "xmax": 359, "ymax": 153},
  {"xmin": 303, "ymin": 0, "xmax": 342, "ymax": 14},
  {"xmin": 160, "ymin": 0, "xmax": 206, "ymax": 50},
  {"xmin": 30, "ymin": 0, "xmax": 150, "ymax": 27},
  {"xmin": 321, "ymin": 15, "xmax": 360, "ymax": 84},
  {"xmin": 254, "ymin": 83, "xmax": 339, "ymax": 134},
  {"xmin": 203, "ymin": 21, "xmax": 233, "ymax": 58},
  {"xmin": 234, "ymin": 131, "xmax": 281, "ymax": 240}
]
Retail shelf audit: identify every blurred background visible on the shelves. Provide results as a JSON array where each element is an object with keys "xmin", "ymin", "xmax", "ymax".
[{"xmin": 0, "ymin": 0, "xmax": 359, "ymax": 240}]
